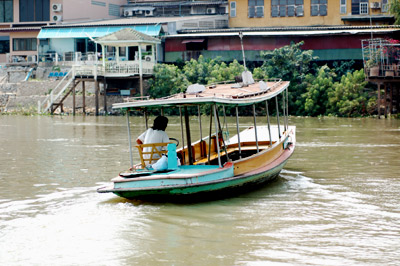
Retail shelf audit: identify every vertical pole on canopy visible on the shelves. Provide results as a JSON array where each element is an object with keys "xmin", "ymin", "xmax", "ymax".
[
  {"xmin": 275, "ymin": 96, "xmax": 281, "ymax": 139},
  {"xmin": 213, "ymin": 104, "xmax": 222, "ymax": 168},
  {"xmin": 144, "ymin": 109, "xmax": 148, "ymax": 129},
  {"xmin": 282, "ymin": 90, "xmax": 287, "ymax": 132},
  {"xmin": 216, "ymin": 105, "xmax": 229, "ymax": 162},
  {"xmin": 235, "ymin": 106, "xmax": 242, "ymax": 158},
  {"xmin": 222, "ymin": 105, "xmax": 229, "ymax": 143},
  {"xmin": 207, "ymin": 105, "xmax": 213, "ymax": 164},
  {"xmin": 184, "ymin": 106, "xmax": 193, "ymax": 165},
  {"xmin": 286, "ymin": 87, "xmax": 289, "ymax": 128},
  {"xmin": 126, "ymin": 108, "xmax": 134, "ymax": 169},
  {"xmin": 161, "ymin": 107, "xmax": 164, "ymax": 116},
  {"xmin": 266, "ymin": 100, "xmax": 272, "ymax": 147},
  {"xmin": 253, "ymin": 104, "xmax": 259, "ymax": 153},
  {"xmin": 179, "ymin": 106, "xmax": 186, "ymax": 165},
  {"xmin": 198, "ymin": 105, "xmax": 202, "ymax": 141},
  {"xmin": 138, "ymin": 45, "xmax": 143, "ymax": 97}
]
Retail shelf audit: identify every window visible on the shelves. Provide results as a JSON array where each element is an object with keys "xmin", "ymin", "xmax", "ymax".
[
  {"xmin": 248, "ymin": 0, "xmax": 264, "ymax": 18},
  {"xmin": 271, "ymin": 0, "xmax": 304, "ymax": 18},
  {"xmin": 311, "ymin": 0, "xmax": 327, "ymax": 16},
  {"xmin": 13, "ymin": 38, "xmax": 37, "ymax": 51},
  {"xmin": 351, "ymin": 0, "xmax": 368, "ymax": 15},
  {"xmin": 382, "ymin": 0, "xmax": 388, "ymax": 12},
  {"xmin": 19, "ymin": 0, "xmax": 50, "ymax": 22},
  {"xmin": 230, "ymin": 1, "xmax": 236, "ymax": 17},
  {"xmin": 109, "ymin": 4, "xmax": 120, "ymax": 16},
  {"xmin": 340, "ymin": 0, "xmax": 346, "ymax": 14},
  {"xmin": 360, "ymin": 2, "xmax": 368, "ymax": 14},
  {"xmin": 0, "ymin": 0, "xmax": 13, "ymax": 22},
  {"xmin": 0, "ymin": 37, "xmax": 9, "ymax": 54}
]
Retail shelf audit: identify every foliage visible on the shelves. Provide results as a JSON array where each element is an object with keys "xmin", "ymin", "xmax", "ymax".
[
  {"xmin": 148, "ymin": 42, "xmax": 378, "ymax": 117},
  {"xmin": 258, "ymin": 41, "xmax": 318, "ymax": 114},
  {"xmin": 299, "ymin": 65, "xmax": 335, "ymax": 116},
  {"xmin": 327, "ymin": 69, "xmax": 375, "ymax": 117},
  {"xmin": 147, "ymin": 64, "xmax": 189, "ymax": 98},
  {"xmin": 390, "ymin": 0, "xmax": 400, "ymax": 25},
  {"xmin": 182, "ymin": 55, "xmax": 244, "ymax": 84}
]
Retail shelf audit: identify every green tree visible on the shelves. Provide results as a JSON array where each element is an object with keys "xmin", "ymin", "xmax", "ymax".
[
  {"xmin": 390, "ymin": 0, "xmax": 400, "ymax": 25},
  {"xmin": 258, "ymin": 41, "xmax": 317, "ymax": 115},
  {"xmin": 147, "ymin": 64, "xmax": 189, "ymax": 98},
  {"xmin": 327, "ymin": 69, "xmax": 375, "ymax": 117},
  {"xmin": 300, "ymin": 65, "xmax": 335, "ymax": 116}
]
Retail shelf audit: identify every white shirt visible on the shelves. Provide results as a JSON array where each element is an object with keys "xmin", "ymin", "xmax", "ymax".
[{"xmin": 137, "ymin": 128, "xmax": 169, "ymax": 161}]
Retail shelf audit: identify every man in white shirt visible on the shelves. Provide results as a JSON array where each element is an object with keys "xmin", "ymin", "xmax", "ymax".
[{"xmin": 136, "ymin": 116, "xmax": 169, "ymax": 161}]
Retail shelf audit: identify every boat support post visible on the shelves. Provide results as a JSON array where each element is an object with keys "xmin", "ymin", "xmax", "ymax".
[
  {"xmin": 253, "ymin": 104, "xmax": 259, "ymax": 153},
  {"xmin": 215, "ymin": 105, "xmax": 229, "ymax": 162},
  {"xmin": 144, "ymin": 109, "xmax": 148, "ymax": 129},
  {"xmin": 286, "ymin": 87, "xmax": 289, "ymax": 130},
  {"xmin": 179, "ymin": 106, "xmax": 186, "ymax": 165},
  {"xmin": 275, "ymin": 96, "xmax": 281, "ymax": 139},
  {"xmin": 213, "ymin": 104, "xmax": 222, "ymax": 167},
  {"xmin": 208, "ymin": 105, "xmax": 213, "ymax": 164},
  {"xmin": 198, "ymin": 105, "xmax": 204, "ymax": 157},
  {"xmin": 184, "ymin": 106, "xmax": 193, "ymax": 165},
  {"xmin": 282, "ymin": 90, "xmax": 287, "ymax": 132},
  {"xmin": 235, "ymin": 106, "xmax": 242, "ymax": 158},
  {"xmin": 265, "ymin": 100, "xmax": 272, "ymax": 147},
  {"xmin": 126, "ymin": 108, "xmax": 134, "ymax": 169}
]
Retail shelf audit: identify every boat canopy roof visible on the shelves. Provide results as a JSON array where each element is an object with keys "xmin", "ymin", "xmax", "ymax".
[{"xmin": 113, "ymin": 79, "xmax": 290, "ymax": 110}]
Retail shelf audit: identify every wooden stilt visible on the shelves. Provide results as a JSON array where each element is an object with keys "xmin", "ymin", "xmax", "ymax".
[
  {"xmin": 103, "ymin": 80, "xmax": 107, "ymax": 114},
  {"xmin": 95, "ymin": 80, "xmax": 99, "ymax": 116},
  {"xmin": 384, "ymin": 83, "xmax": 388, "ymax": 118},
  {"xmin": 377, "ymin": 83, "xmax": 381, "ymax": 119},
  {"xmin": 72, "ymin": 81, "xmax": 76, "ymax": 116},
  {"xmin": 389, "ymin": 83, "xmax": 393, "ymax": 116},
  {"xmin": 396, "ymin": 87, "xmax": 400, "ymax": 114},
  {"xmin": 82, "ymin": 81, "xmax": 86, "ymax": 115}
]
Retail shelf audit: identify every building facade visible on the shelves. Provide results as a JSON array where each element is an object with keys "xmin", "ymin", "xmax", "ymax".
[
  {"xmin": 228, "ymin": 0, "xmax": 393, "ymax": 28},
  {"xmin": 0, "ymin": 0, "xmax": 125, "ymax": 63}
]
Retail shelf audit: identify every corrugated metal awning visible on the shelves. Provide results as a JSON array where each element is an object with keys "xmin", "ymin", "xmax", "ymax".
[{"xmin": 37, "ymin": 25, "xmax": 161, "ymax": 39}]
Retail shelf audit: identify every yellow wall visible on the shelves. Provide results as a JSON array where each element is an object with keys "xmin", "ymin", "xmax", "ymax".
[{"xmin": 229, "ymin": 0, "xmax": 391, "ymax": 28}]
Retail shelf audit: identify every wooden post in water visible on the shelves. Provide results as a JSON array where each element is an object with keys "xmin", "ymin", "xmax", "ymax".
[
  {"xmin": 103, "ymin": 80, "xmax": 107, "ymax": 114},
  {"xmin": 82, "ymin": 81, "xmax": 86, "ymax": 115},
  {"xmin": 95, "ymin": 80, "xmax": 99, "ymax": 116},
  {"xmin": 389, "ymin": 83, "xmax": 393, "ymax": 116},
  {"xmin": 377, "ymin": 83, "xmax": 381, "ymax": 119},
  {"xmin": 72, "ymin": 80, "xmax": 76, "ymax": 116},
  {"xmin": 384, "ymin": 84, "xmax": 388, "ymax": 118},
  {"xmin": 396, "ymin": 87, "xmax": 400, "ymax": 114}
]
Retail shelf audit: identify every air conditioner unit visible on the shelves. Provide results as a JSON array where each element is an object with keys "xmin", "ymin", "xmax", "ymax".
[
  {"xmin": 124, "ymin": 10, "xmax": 133, "ymax": 17},
  {"xmin": 53, "ymin": 15, "xmax": 62, "ymax": 22},
  {"xmin": 145, "ymin": 10, "xmax": 154, "ymax": 17},
  {"xmin": 207, "ymin": 7, "xmax": 216, "ymax": 14},
  {"xmin": 144, "ymin": 55, "xmax": 152, "ymax": 61},
  {"xmin": 371, "ymin": 2, "xmax": 381, "ymax": 9},
  {"xmin": 52, "ymin": 4, "xmax": 62, "ymax": 12}
]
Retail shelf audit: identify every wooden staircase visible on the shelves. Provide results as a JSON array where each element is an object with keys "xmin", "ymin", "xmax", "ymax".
[{"xmin": 39, "ymin": 69, "xmax": 79, "ymax": 114}]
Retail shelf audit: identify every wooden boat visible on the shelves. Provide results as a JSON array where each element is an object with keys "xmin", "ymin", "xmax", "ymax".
[{"xmin": 97, "ymin": 76, "xmax": 296, "ymax": 201}]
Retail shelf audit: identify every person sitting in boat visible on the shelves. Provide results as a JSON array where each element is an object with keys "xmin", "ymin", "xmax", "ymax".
[{"xmin": 136, "ymin": 116, "xmax": 169, "ymax": 162}]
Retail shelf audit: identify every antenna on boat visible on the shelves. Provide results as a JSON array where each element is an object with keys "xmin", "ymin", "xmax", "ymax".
[{"xmin": 239, "ymin": 31, "xmax": 247, "ymax": 71}]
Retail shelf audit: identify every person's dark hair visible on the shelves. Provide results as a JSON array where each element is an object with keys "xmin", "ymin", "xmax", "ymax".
[{"xmin": 152, "ymin": 116, "xmax": 168, "ymax": 131}]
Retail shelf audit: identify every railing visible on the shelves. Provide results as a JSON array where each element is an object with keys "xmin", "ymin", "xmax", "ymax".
[
  {"xmin": 72, "ymin": 61, "xmax": 156, "ymax": 77},
  {"xmin": 39, "ymin": 68, "xmax": 73, "ymax": 113}
]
